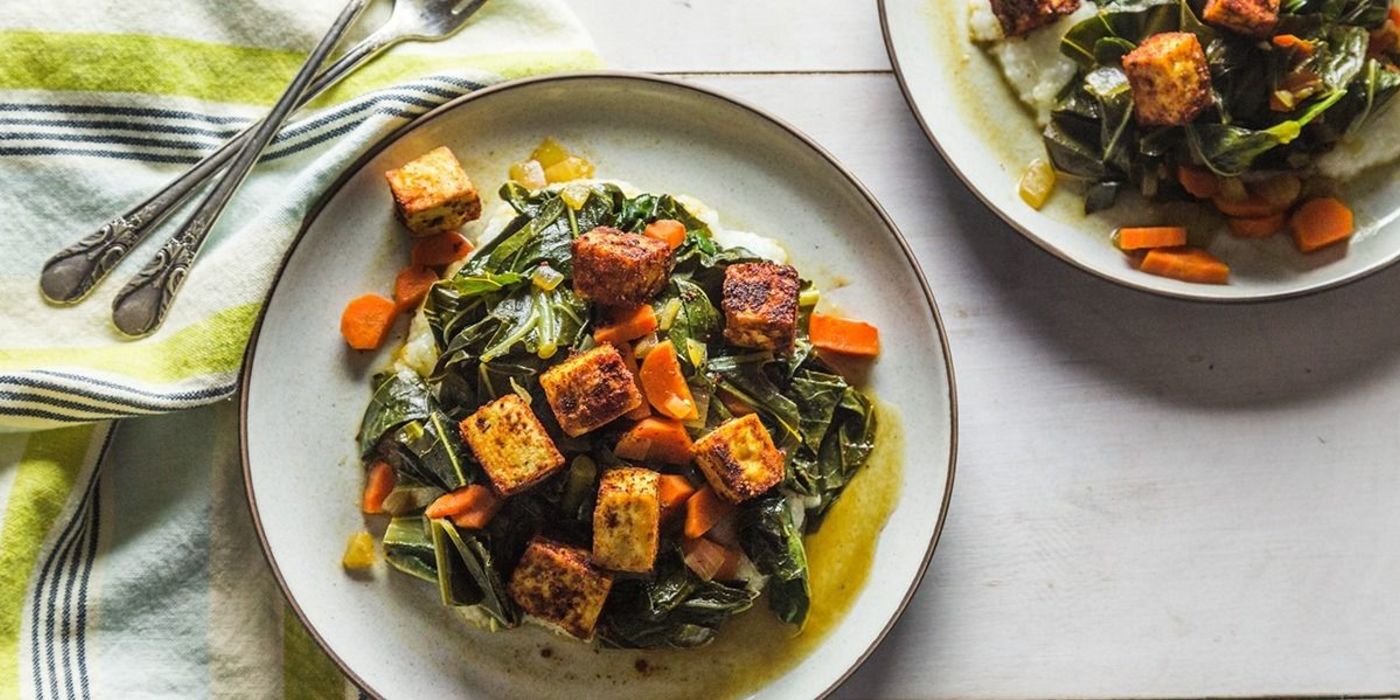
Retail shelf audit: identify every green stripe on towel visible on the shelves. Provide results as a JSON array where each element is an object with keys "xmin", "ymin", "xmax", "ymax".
[{"xmin": 282, "ymin": 605, "xmax": 344, "ymax": 699}]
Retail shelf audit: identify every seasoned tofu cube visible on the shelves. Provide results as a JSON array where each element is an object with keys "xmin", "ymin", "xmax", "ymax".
[
  {"xmin": 384, "ymin": 146, "xmax": 482, "ymax": 237},
  {"xmin": 1122, "ymin": 32, "xmax": 1214, "ymax": 127},
  {"xmin": 458, "ymin": 394, "xmax": 565, "ymax": 495},
  {"xmin": 988, "ymin": 0, "xmax": 1081, "ymax": 37},
  {"xmin": 507, "ymin": 538, "xmax": 613, "ymax": 640},
  {"xmin": 692, "ymin": 414, "xmax": 784, "ymax": 503},
  {"xmin": 1202, "ymin": 0, "xmax": 1278, "ymax": 37},
  {"xmin": 592, "ymin": 467, "xmax": 661, "ymax": 573},
  {"xmin": 721, "ymin": 262, "xmax": 800, "ymax": 351},
  {"xmin": 571, "ymin": 227, "xmax": 672, "ymax": 307},
  {"xmin": 539, "ymin": 344, "xmax": 644, "ymax": 437}
]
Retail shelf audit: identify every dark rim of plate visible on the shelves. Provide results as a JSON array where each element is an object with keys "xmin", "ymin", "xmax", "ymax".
[
  {"xmin": 877, "ymin": 0, "xmax": 1396, "ymax": 304},
  {"xmin": 237, "ymin": 70, "xmax": 959, "ymax": 700}
]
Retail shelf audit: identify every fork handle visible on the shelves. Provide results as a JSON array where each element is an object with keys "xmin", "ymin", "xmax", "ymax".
[
  {"xmin": 110, "ymin": 0, "xmax": 371, "ymax": 337},
  {"xmin": 39, "ymin": 24, "xmax": 393, "ymax": 305}
]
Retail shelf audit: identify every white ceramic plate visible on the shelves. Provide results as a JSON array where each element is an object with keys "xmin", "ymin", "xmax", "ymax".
[
  {"xmin": 240, "ymin": 73, "xmax": 956, "ymax": 698},
  {"xmin": 881, "ymin": 0, "xmax": 1400, "ymax": 301}
]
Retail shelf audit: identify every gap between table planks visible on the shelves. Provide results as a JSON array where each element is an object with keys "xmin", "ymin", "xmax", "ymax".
[{"xmin": 570, "ymin": 2, "xmax": 1400, "ymax": 699}]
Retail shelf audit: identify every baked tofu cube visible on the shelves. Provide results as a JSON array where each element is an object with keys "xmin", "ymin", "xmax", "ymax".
[
  {"xmin": 538, "ymin": 345, "xmax": 644, "ymax": 437},
  {"xmin": 507, "ymin": 538, "xmax": 613, "ymax": 640},
  {"xmin": 1122, "ymin": 32, "xmax": 1214, "ymax": 126},
  {"xmin": 591, "ymin": 467, "xmax": 661, "ymax": 573},
  {"xmin": 722, "ymin": 262, "xmax": 800, "ymax": 351},
  {"xmin": 458, "ymin": 394, "xmax": 565, "ymax": 495},
  {"xmin": 692, "ymin": 414, "xmax": 785, "ymax": 503},
  {"xmin": 571, "ymin": 227, "xmax": 672, "ymax": 307},
  {"xmin": 1202, "ymin": 0, "xmax": 1278, "ymax": 37},
  {"xmin": 384, "ymin": 146, "xmax": 482, "ymax": 237},
  {"xmin": 989, "ymin": 0, "xmax": 1082, "ymax": 36}
]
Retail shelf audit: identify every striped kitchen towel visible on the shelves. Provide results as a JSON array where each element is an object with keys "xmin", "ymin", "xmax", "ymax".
[
  {"xmin": 0, "ymin": 0, "xmax": 600, "ymax": 432},
  {"xmin": 0, "ymin": 0, "xmax": 598, "ymax": 696}
]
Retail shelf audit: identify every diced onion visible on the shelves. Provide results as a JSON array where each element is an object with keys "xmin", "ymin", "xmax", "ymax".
[
  {"xmin": 560, "ymin": 183, "xmax": 591, "ymax": 211},
  {"xmin": 531, "ymin": 264, "xmax": 564, "ymax": 291},
  {"xmin": 1018, "ymin": 158, "xmax": 1056, "ymax": 210},
  {"xmin": 657, "ymin": 298, "xmax": 682, "ymax": 331},
  {"xmin": 341, "ymin": 531, "xmax": 375, "ymax": 570}
]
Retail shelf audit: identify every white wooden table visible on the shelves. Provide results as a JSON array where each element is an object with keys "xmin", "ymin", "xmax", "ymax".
[{"xmin": 570, "ymin": 1, "xmax": 1400, "ymax": 698}]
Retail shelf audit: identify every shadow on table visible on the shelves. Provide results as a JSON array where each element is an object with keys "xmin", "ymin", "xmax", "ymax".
[{"xmin": 923, "ymin": 157, "xmax": 1400, "ymax": 412}]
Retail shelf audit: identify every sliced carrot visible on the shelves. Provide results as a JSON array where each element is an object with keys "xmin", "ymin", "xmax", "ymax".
[
  {"xmin": 1227, "ymin": 213, "xmax": 1286, "ymax": 238},
  {"xmin": 393, "ymin": 265, "xmax": 438, "ymax": 313},
  {"xmin": 425, "ymin": 484, "xmax": 502, "ymax": 529},
  {"xmin": 684, "ymin": 486, "xmax": 736, "ymax": 539},
  {"xmin": 1272, "ymin": 34, "xmax": 1316, "ymax": 56},
  {"xmin": 809, "ymin": 313, "xmax": 881, "ymax": 357},
  {"xmin": 1138, "ymin": 246, "xmax": 1230, "ymax": 285},
  {"xmin": 411, "ymin": 231, "xmax": 473, "ymax": 267},
  {"xmin": 1213, "ymin": 195, "xmax": 1285, "ymax": 219},
  {"xmin": 643, "ymin": 219, "xmax": 687, "ymax": 249},
  {"xmin": 361, "ymin": 461, "xmax": 396, "ymax": 514},
  {"xmin": 1291, "ymin": 197, "xmax": 1354, "ymax": 253},
  {"xmin": 1116, "ymin": 226, "xmax": 1188, "ymax": 250},
  {"xmin": 594, "ymin": 304, "xmax": 658, "ymax": 345},
  {"xmin": 681, "ymin": 536, "xmax": 743, "ymax": 581},
  {"xmin": 340, "ymin": 294, "xmax": 398, "ymax": 350},
  {"xmin": 640, "ymin": 340, "xmax": 698, "ymax": 420},
  {"xmin": 616, "ymin": 417, "xmax": 694, "ymax": 465},
  {"xmin": 615, "ymin": 343, "xmax": 652, "ymax": 420},
  {"xmin": 658, "ymin": 474, "xmax": 698, "ymax": 511},
  {"xmin": 1177, "ymin": 165, "xmax": 1220, "ymax": 199},
  {"xmin": 717, "ymin": 389, "xmax": 755, "ymax": 417}
]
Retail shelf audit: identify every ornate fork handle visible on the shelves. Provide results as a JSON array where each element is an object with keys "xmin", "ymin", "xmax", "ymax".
[
  {"xmin": 110, "ymin": 0, "xmax": 371, "ymax": 337},
  {"xmin": 39, "ymin": 26, "xmax": 391, "ymax": 306}
]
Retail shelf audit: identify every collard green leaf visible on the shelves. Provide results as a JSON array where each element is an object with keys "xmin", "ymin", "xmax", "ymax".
[
  {"xmin": 357, "ymin": 371, "xmax": 432, "ymax": 456},
  {"xmin": 739, "ymin": 497, "xmax": 811, "ymax": 625},
  {"xmin": 384, "ymin": 516, "xmax": 438, "ymax": 583},
  {"xmin": 431, "ymin": 519, "xmax": 520, "ymax": 627},
  {"xmin": 381, "ymin": 411, "xmax": 474, "ymax": 491},
  {"xmin": 597, "ymin": 550, "xmax": 757, "ymax": 649}
]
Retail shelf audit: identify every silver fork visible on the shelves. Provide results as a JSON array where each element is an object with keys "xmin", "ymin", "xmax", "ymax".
[{"xmin": 40, "ymin": 0, "xmax": 491, "ymax": 311}]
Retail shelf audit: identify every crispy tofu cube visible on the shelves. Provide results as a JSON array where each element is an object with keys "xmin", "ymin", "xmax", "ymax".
[
  {"xmin": 721, "ymin": 262, "xmax": 800, "ymax": 351},
  {"xmin": 1202, "ymin": 0, "xmax": 1278, "ymax": 37},
  {"xmin": 571, "ymin": 227, "xmax": 672, "ymax": 307},
  {"xmin": 1122, "ymin": 32, "xmax": 1214, "ymax": 127},
  {"xmin": 592, "ymin": 467, "xmax": 661, "ymax": 573},
  {"xmin": 539, "ymin": 345, "xmax": 644, "ymax": 437},
  {"xmin": 692, "ymin": 414, "xmax": 785, "ymax": 503},
  {"xmin": 384, "ymin": 146, "xmax": 482, "ymax": 237},
  {"xmin": 458, "ymin": 394, "xmax": 565, "ymax": 495},
  {"xmin": 507, "ymin": 538, "xmax": 613, "ymax": 640},
  {"xmin": 988, "ymin": 0, "xmax": 1082, "ymax": 36}
]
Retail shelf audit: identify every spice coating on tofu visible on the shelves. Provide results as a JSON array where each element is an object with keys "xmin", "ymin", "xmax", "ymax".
[
  {"xmin": 539, "ymin": 345, "xmax": 644, "ymax": 437},
  {"xmin": 989, "ymin": 0, "xmax": 1081, "ymax": 36},
  {"xmin": 1122, "ymin": 32, "xmax": 1214, "ymax": 126},
  {"xmin": 384, "ymin": 146, "xmax": 483, "ymax": 237},
  {"xmin": 507, "ymin": 538, "xmax": 613, "ymax": 640},
  {"xmin": 1202, "ymin": 0, "xmax": 1278, "ymax": 37},
  {"xmin": 571, "ymin": 227, "xmax": 673, "ymax": 307},
  {"xmin": 692, "ymin": 414, "xmax": 785, "ymax": 503},
  {"xmin": 458, "ymin": 394, "xmax": 565, "ymax": 495},
  {"xmin": 591, "ymin": 467, "xmax": 661, "ymax": 573},
  {"xmin": 722, "ymin": 262, "xmax": 800, "ymax": 351}
]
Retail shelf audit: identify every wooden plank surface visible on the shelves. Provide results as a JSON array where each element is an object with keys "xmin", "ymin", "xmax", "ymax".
[{"xmin": 566, "ymin": 2, "xmax": 1400, "ymax": 697}]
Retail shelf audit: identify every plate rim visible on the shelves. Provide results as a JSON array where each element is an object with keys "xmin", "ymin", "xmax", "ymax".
[
  {"xmin": 237, "ymin": 69, "xmax": 959, "ymax": 699},
  {"xmin": 877, "ymin": 0, "xmax": 1400, "ymax": 304}
]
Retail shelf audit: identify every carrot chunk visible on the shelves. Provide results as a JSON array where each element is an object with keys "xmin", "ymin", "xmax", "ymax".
[
  {"xmin": 1227, "ymin": 213, "xmax": 1286, "ymax": 238},
  {"xmin": 681, "ymin": 536, "xmax": 743, "ymax": 581},
  {"xmin": 1138, "ymin": 246, "xmax": 1230, "ymax": 285},
  {"xmin": 411, "ymin": 231, "xmax": 473, "ymax": 267},
  {"xmin": 594, "ymin": 304, "xmax": 659, "ymax": 345},
  {"xmin": 658, "ymin": 474, "xmax": 698, "ymax": 511},
  {"xmin": 1272, "ymin": 34, "xmax": 1316, "ymax": 56},
  {"xmin": 1177, "ymin": 165, "xmax": 1220, "ymax": 198},
  {"xmin": 393, "ymin": 265, "xmax": 438, "ymax": 313},
  {"xmin": 361, "ymin": 461, "xmax": 396, "ymax": 514},
  {"xmin": 644, "ymin": 219, "xmax": 687, "ymax": 249},
  {"xmin": 809, "ymin": 313, "xmax": 881, "ymax": 357},
  {"xmin": 425, "ymin": 484, "xmax": 502, "ymax": 529},
  {"xmin": 1291, "ymin": 197, "xmax": 1354, "ymax": 253},
  {"xmin": 340, "ymin": 294, "xmax": 398, "ymax": 350},
  {"xmin": 640, "ymin": 340, "xmax": 698, "ymax": 420},
  {"xmin": 615, "ymin": 343, "xmax": 652, "ymax": 420},
  {"xmin": 684, "ymin": 486, "xmax": 736, "ymax": 539},
  {"xmin": 1116, "ymin": 226, "xmax": 1188, "ymax": 250},
  {"xmin": 616, "ymin": 417, "xmax": 694, "ymax": 465},
  {"xmin": 1213, "ymin": 195, "xmax": 1284, "ymax": 219}
]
